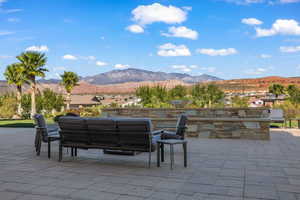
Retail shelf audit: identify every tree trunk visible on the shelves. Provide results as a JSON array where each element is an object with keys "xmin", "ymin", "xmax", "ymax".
[
  {"xmin": 16, "ymin": 85, "xmax": 22, "ymax": 117},
  {"xmin": 66, "ymin": 92, "xmax": 71, "ymax": 110},
  {"xmin": 31, "ymin": 78, "xmax": 36, "ymax": 118}
]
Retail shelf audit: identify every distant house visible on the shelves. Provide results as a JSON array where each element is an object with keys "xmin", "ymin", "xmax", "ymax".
[
  {"xmin": 261, "ymin": 94, "xmax": 287, "ymax": 106},
  {"xmin": 70, "ymin": 95, "xmax": 101, "ymax": 108},
  {"xmin": 69, "ymin": 94, "xmax": 140, "ymax": 108}
]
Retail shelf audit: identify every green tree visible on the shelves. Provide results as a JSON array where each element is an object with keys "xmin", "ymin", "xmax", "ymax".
[
  {"xmin": 268, "ymin": 84, "xmax": 285, "ymax": 98},
  {"xmin": 4, "ymin": 63, "xmax": 27, "ymax": 116},
  {"xmin": 17, "ymin": 51, "xmax": 48, "ymax": 117},
  {"xmin": 136, "ymin": 86, "xmax": 153, "ymax": 105},
  {"xmin": 191, "ymin": 84, "xmax": 224, "ymax": 108},
  {"xmin": 60, "ymin": 71, "xmax": 79, "ymax": 110},
  {"xmin": 191, "ymin": 84, "xmax": 207, "ymax": 107},
  {"xmin": 152, "ymin": 85, "xmax": 168, "ymax": 102},
  {"xmin": 42, "ymin": 89, "xmax": 65, "ymax": 112},
  {"xmin": 206, "ymin": 84, "xmax": 225, "ymax": 108},
  {"xmin": 169, "ymin": 85, "xmax": 187, "ymax": 99},
  {"xmin": 231, "ymin": 96, "xmax": 250, "ymax": 108},
  {"xmin": 286, "ymin": 85, "xmax": 300, "ymax": 105},
  {"xmin": 0, "ymin": 94, "xmax": 18, "ymax": 118}
]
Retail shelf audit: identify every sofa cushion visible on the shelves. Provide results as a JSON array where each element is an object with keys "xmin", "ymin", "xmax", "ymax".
[
  {"xmin": 58, "ymin": 117, "xmax": 88, "ymax": 144},
  {"xmin": 116, "ymin": 118, "xmax": 152, "ymax": 150},
  {"xmin": 86, "ymin": 118, "xmax": 118, "ymax": 146}
]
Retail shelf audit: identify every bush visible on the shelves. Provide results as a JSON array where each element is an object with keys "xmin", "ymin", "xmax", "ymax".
[
  {"xmin": 0, "ymin": 94, "xmax": 18, "ymax": 118},
  {"xmin": 21, "ymin": 89, "xmax": 65, "ymax": 117},
  {"xmin": 274, "ymin": 100, "xmax": 300, "ymax": 119}
]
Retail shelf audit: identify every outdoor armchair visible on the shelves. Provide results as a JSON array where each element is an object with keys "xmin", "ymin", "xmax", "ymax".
[
  {"xmin": 159, "ymin": 115, "xmax": 188, "ymax": 140},
  {"xmin": 33, "ymin": 114, "xmax": 60, "ymax": 159}
]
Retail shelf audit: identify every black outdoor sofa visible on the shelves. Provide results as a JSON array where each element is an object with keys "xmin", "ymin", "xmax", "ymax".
[{"xmin": 58, "ymin": 117, "xmax": 161, "ymax": 167}]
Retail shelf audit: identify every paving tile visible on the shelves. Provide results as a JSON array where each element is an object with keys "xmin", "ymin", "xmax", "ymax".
[
  {"xmin": 245, "ymin": 185, "xmax": 278, "ymax": 200},
  {"xmin": 1, "ymin": 128, "xmax": 300, "ymax": 200},
  {"xmin": 278, "ymin": 191, "xmax": 298, "ymax": 200},
  {"xmin": 0, "ymin": 191, "xmax": 22, "ymax": 200},
  {"xmin": 276, "ymin": 184, "xmax": 300, "ymax": 193}
]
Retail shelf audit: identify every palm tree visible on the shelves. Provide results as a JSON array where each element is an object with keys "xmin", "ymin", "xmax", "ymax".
[
  {"xmin": 60, "ymin": 71, "xmax": 79, "ymax": 110},
  {"xmin": 17, "ymin": 51, "xmax": 48, "ymax": 117},
  {"xmin": 4, "ymin": 63, "xmax": 27, "ymax": 116},
  {"xmin": 268, "ymin": 84, "xmax": 285, "ymax": 98}
]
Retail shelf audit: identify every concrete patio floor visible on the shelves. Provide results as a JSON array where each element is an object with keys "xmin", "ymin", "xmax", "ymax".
[{"xmin": 0, "ymin": 128, "xmax": 299, "ymax": 200}]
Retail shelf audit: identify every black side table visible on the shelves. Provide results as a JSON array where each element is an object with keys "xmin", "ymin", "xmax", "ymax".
[{"xmin": 157, "ymin": 139, "xmax": 187, "ymax": 169}]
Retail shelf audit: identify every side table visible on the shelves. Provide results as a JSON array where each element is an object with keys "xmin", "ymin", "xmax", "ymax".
[{"xmin": 157, "ymin": 139, "xmax": 187, "ymax": 169}]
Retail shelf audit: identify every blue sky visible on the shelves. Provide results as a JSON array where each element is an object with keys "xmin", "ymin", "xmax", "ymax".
[{"xmin": 0, "ymin": 0, "xmax": 300, "ymax": 80}]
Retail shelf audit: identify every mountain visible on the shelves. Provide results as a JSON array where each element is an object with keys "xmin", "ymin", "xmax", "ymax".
[{"xmin": 82, "ymin": 68, "xmax": 222, "ymax": 85}]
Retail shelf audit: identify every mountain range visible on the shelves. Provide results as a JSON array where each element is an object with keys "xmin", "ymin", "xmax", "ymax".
[{"xmin": 80, "ymin": 68, "xmax": 222, "ymax": 84}]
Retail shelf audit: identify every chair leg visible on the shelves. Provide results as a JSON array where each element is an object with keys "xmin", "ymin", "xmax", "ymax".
[
  {"xmin": 148, "ymin": 151, "xmax": 151, "ymax": 168},
  {"xmin": 161, "ymin": 143, "xmax": 164, "ymax": 162},
  {"xmin": 183, "ymin": 142, "xmax": 187, "ymax": 168},
  {"xmin": 170, "ymin": 144, "xmax": 174, "ymax": 170},
  {"xmin": 59, "ymin": 142, "xmax": 62, "ymax": 162},
  {"xmin": 48, "ymin": 140, "xmax": 51, "ymax": 159},
  {"xmin": 157, "ymin": 143, "xmax": 160, "ymax": 167},
  {"xmin": 75, "ymin": 148, "xmax": 78, "ymax": 157},
  {"xmin": 36, "ymin": 139, "xmax": 41, "ymax": 156},
  {"xmin": 71, "ymin": 147, "xmax": 74, "ymax": 157}
]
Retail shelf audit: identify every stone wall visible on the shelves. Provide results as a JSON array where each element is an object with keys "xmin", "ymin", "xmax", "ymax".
[{"xmin": 102, "ymin": 108, "xmax": 270, "ymax": 140}]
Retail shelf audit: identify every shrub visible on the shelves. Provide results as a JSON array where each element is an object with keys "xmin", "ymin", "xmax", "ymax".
[{"xmin": 0, "ymin": 94, "xmax": 18, "ymax": 118}]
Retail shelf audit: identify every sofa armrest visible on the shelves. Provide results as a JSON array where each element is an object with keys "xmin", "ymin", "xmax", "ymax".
[{"xmin": 152, "ymin": 130, "xmax": 163, "ymax": 135}]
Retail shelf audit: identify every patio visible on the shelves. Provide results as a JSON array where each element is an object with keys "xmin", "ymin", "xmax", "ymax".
[{"xmin": 0, "ymin": 128, "xmax": 299, "ymax": 200}]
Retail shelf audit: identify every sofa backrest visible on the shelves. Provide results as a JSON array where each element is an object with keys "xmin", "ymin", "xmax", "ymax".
[
  {"xmin": 175, "ymin": 114, "xmax": 188, "ymax": 139},
  {"xmin": 86, "ymin": 118, "xmax": 118, "ymax": 146},
  {"xmin": 116, "ymin": 118, "xmax": 152, "ymax": 150},
  {"xmin": 58, "ymin": 117, "xmax": 153, "ymax": 150},
  {"xmin": 58, "ymin": 117, "xmax": 89, "ymax": 144}
]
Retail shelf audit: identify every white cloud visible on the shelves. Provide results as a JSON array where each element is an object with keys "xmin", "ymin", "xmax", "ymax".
[
  {"xmin": 280, "ymin": 46, "xmax": 300, "ymax": 53},
  {"xmin": 126, "ymin": 24, "xmax": 144, "ymax": 33},
  {"xmin": 256, "ymin": 19, "xmax": 300, "ymax": 37},
  {"xmin": 114, "ymin": 64, "xmax": 130, "ymax": 69},
  {"xmin": 25, "ymin": 45, "xmax": 49, "ymax": 52},
  {"xmin": 162, "ymin": 26, "xmax": 198, "ymax": 40},
  {"xmin": 96, "ymin": 61, "xmax": 108, "ymax": 66},
  {"xmin": 182, "ymin": 6, "xmax": 192, "ymax": 11},
  {"xmin": 260, "ymin": 54, "xmax": 272, "ymax": 58},
  {"xmin": 280, "ymin": 0, "xmax": 300, "ymax": 3},
  {"xmin": 242, "ymin": 18, "xmax": 263, "ymax": 26},
  {"xmin": 132, "ymin": 3, "xmax": 187, "ymax": 25},
  {"xmin": 223, "ymin": 0, "xmax": 264, "ymax": 5},
  {"xmin": 157, "ymin": 43, "xmax": 191, "ymax": 57},
  {"xmin": 0, "ymin": 31, "xmax": 14, "ymax": 36},
  {"xmin": 172, "ymin": 65, "xmax": 192, "ymax": 72},
  {"xmin": 81, "ymin": 56, "xmax": 96, "ymax": 61},
  {"xmin": 7, "ymin": 18, "xmax": 20, "ymax": 23},
  {"xmin": 63, "ymin": 19, "xmax": 73, "ymax": 23},
  {"xmin": 0, "ymin": 55, "xmax": 12, "ymax": 59},
  {"xmin": 62, "ymin": 54, "xmax": 77, "ymax": 60},
  {"xmin": 196, "ymin": 48, "xmax": 238, "ymax": 56},
  {"xmin": 53, "ymin": 66, "xmax": 66, "ymax": 71},
  {"xmin": 199, "ymin": 66, "xmax": 216, "ymax": 73},
  {"xmin": 0, "ymin": 9, "xmax": 23, "ymax": 13},
  {"xmin": 0, "ymin": 0, "xmax": 6, "ymax": 4},
  {"xmin": 244, "ymin": 67, "xmax": 268, "ymax": 75},
  {"xmin": 172, "ymin": 64, "xmax": 216, "ymax": 73},
  {"xmin": 224, "ymin": 0, "xmax": 300, "ymax": 4}
]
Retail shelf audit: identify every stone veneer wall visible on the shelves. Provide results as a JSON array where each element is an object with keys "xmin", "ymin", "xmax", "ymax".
[{"xmin": 102, "ymin": 108, "xmax": 270, "ymax": 140}]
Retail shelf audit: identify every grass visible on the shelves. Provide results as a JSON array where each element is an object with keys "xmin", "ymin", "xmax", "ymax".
[
  {"xmin": 271, "ymin": 120, "xmax": 300, "ymax": 129},
  {"xmin": 0, "ymin": 119, "xmax": 54, "ymax": 128}
]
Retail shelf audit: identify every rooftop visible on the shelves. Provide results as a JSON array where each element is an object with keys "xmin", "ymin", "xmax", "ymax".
[{"xmin": 0, "ymin": 128, "xmax": 300, "ymax": 200}]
